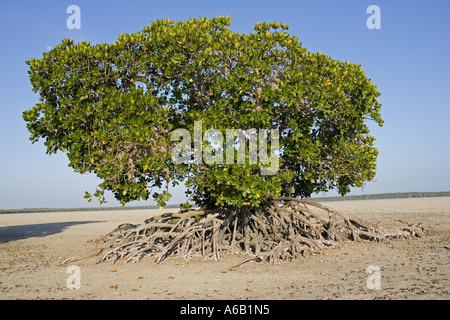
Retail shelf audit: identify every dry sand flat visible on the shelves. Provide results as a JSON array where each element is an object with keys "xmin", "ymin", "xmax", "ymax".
[{"xmin": 0, "ymin": 197, "xmax": 449, "ymax": 300}]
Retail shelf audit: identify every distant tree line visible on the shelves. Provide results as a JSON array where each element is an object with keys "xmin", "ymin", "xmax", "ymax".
[
  {"xmin": 0, "ymin": 204, "xmax": 181, "ymax": 214},
  {"xmin": 310, "ymin": 191, "xmax": 450, "ymax": 202},
  {"xmin": 1, "ymin": 191, "xmax": 449, "ymax": 214}
]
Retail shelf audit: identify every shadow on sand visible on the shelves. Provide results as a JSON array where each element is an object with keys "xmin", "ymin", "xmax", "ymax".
[{"xmin": 0, "ymin": 221, "xmax": 102, "ymax": 243}]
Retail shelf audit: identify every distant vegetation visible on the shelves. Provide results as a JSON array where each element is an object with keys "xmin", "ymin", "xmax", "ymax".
[
  {"xmin": 1, "ymin": 191, "xmax": 449, "ymax": 214},
  {"xmin": 0, "ymin": 204, "xmax": 181, "ymax": 214},
  {"xmin": 309, "ymin": 191, "xmax": 450, "ymax": 202}
]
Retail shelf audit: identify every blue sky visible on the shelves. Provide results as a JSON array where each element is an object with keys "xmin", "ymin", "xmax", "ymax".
[{"xmin": 0, "ymin": 0, "xmax": 449, "ymax": 209}]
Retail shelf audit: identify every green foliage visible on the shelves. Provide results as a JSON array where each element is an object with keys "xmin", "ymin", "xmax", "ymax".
[{"xmin": 23, "ymin": 16, "xmax": 383, "ymax": 208}]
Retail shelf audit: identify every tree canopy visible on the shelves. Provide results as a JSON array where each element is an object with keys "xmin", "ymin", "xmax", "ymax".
[{"xmin": 23, "ymin": 16, "xmax": 383, "ymax": 208}]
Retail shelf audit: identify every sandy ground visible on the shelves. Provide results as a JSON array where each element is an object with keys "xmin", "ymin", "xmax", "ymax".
[{"xmin": 0, "ymin": 197, "xmax": 449, "ymax": 300}]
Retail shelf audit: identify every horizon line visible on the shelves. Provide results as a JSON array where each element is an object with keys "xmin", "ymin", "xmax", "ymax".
[{"xmin": 1, "ymin": 191, "xmax": 449, "ymax": 213}]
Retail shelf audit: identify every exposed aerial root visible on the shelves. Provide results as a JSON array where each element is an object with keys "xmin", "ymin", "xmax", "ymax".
[{"xmin": 63, "ymin": 194, "xmax": 427, "ymax": 265}]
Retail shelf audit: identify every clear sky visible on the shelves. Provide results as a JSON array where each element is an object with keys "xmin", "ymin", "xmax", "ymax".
[{"xmin": 0, "ymin": 0, "xmax": 449, "ymax": 209}]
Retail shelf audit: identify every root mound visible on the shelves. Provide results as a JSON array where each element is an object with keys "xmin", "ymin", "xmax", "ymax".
[{"xmin": 63, "ymin": 195, "xmax": 427, "ymax": 265}]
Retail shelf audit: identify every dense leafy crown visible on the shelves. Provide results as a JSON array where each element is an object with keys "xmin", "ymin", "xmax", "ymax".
[{"xmin": 23, "ymin": 16, "xmax": 383, "ymax": 208}]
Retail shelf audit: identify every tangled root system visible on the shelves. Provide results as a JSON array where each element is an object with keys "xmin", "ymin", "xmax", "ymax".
[{"xmin": 63, "ymin": 194, "xmax": 427, "ymax": 266}]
